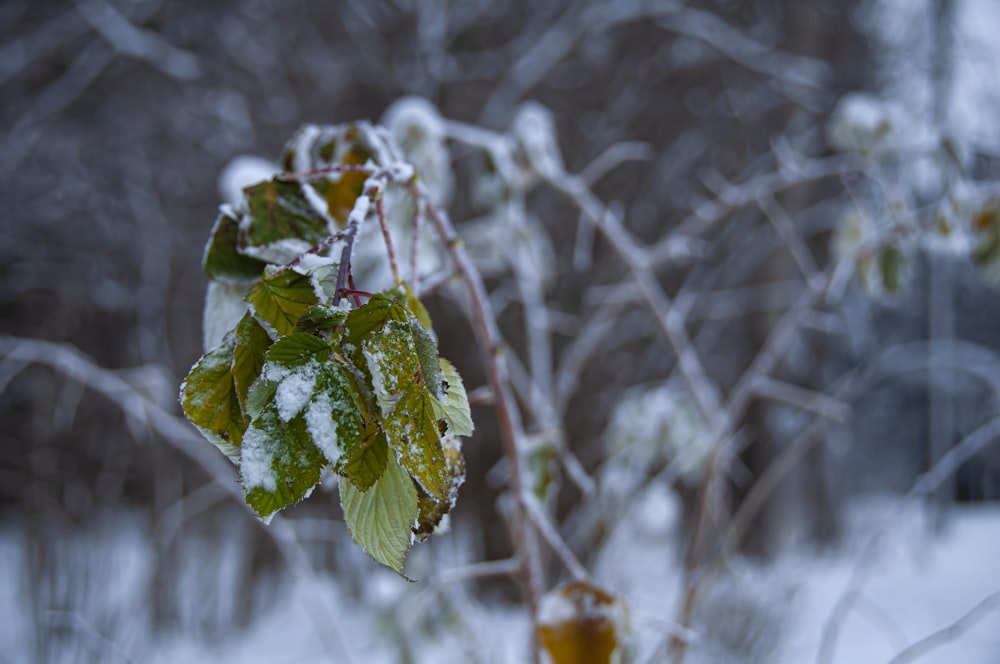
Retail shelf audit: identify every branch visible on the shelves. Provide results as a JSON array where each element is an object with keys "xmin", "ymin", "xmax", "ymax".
[
  {"xmin": 74, "ymin": 0, "xmax": 202, "ymax": 80},
  {"xmin": 408, "ymin": 183, "xmax": 546, "ymax": 662},
  {"xmin": 886, "ymin": 591, "xmax": 1000, "ymax": 664},
  {"xmin": 546, "ymin": 172, "xmax": 722, "ymax": 425}
]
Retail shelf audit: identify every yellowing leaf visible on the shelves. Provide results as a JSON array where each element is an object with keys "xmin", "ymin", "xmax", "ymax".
[
  {"xmin": 538, "ymin": 582, "xmax": 626, "ymax": 664},
  {"xmin": 413, "ymin": 433, "xmax": 465, "ymax": 542},
  {"xmin": 241, "ymin": 179, "xmax": 331, "ymax": 250}
]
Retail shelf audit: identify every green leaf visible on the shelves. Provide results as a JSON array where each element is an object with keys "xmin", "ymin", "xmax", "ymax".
[
  {"xmin": 434, "ymin": 358, "xmax": 474, "ymax": 436},
  {"xmin": 339, "ymin": 446, "xmax": 418, "ymax": 575},
  {"xmin": 266, "ymin": 332, "xmax": 330, "ymax": 367},
  {"xmin": 203, "ymin": 209, "xmax": 267, "ymax": 281},
  {"xmin": 245, "ymin": 377, "xmax": 277, "ymax": 422},
  {"xmin": 880, "ymin": 247, "xmax": 904, "ymax": 293},
  {"xmin": 295, "ymin": 304, "xmax": 347, "ymax": 336},
  {"xmin": 246, "ymin": 267, "xmax": 319, "ymax": 337},
  {"xmin": 232, "ymin": 314, "xmax": 272, "ymax": 412},
  {"xmin": 342, "ymin": 426, "xmax": 388, "ymax": 491},
  {"xmin": 241, "ymin": 403, "xmax": 326, "ymax": 522},
  {"xmin": 384, "ymin": 387, "xmax": 447, "ymax": 499},
  {"xmin": 343, "ymin": 293, "xmax": 439, "ymax": 389},
  {"xmin": 179, "ymin": 333, "xmax": 245, "ymax": 461},
  {"xmin": 241, "ymin": 179, "xmax": 331, "ymax": 250},
  {"xmin": 410, "ymin": 319, "xmax": 444, "ymax": 398},
  {"xmin": 307, "ymin": 361, "xmax": 370, "ymax": 470},
  {"xmin": 361, "ymin": 319, "xmax": 447, "ymax": 498},
  {"xmin": 343, "ymin": 293, "xmax": 409, "ymax": 352}
]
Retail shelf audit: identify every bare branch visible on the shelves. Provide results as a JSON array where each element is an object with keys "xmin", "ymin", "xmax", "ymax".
[
  {"xmin": 886, "ymin": 591, "xmax": 1000, "ymax": 664},
  {"xmin": 74, "ymin": 0, "xmax": 202, "ymax": 80},
  {"xmin": 751, "ymin": 376, "xmax": 851, "ymax": 423}
]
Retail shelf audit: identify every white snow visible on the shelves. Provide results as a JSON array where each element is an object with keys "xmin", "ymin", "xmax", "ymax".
[
  {"xmin": 347, "ymin": 193, "xmax": 372, "ymax": 228},
  {"xmin": 217, "ymin": 155, "xmax": 279, "ymax": 206},
  {"xmin": 305, "ymin": 392, "xmax": 341, "ymax": 465},
  {"xmin": 511, "ymin": 101, "xmax": 564, "ymax": 181},
  {"xmin": 382, "ymin": 96, "xmax": 453, "ymax": 205},
  {"xmin": 239, "ymin": 424, "xmax": 277, "ymax": 492},
  {"xmin": 0, "ymin": 501, "xmax": 996, "ymax": 662},
  {"xmin": 237, "ymin": 236, "xmax": 314, "ymax": 265},
  {"xmin": 273, "ymin": 366, "xmax": 317, "ymax": 422}
]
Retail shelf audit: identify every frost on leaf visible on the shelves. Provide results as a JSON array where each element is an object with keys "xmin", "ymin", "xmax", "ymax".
[
  {"xmin": 339, "ymin": 444, "xmax": 419, "ymax": 576},
  {"xmin": 182, "ymin": 116, "xmax": 473, "ymax": 573},
  {"xmin": 279, "ymin": 123, "xmax": 378, "ymax": 225},
  {"xmin": 359, "ymin": 318, "xmax": 447, "ymax": 500},
  {"xmin": 413, "ymin": 433, "xmax": 465, "ymax": 542},
  {"xmin": 245, "ymin": 267, "xmax": 319, "ymax": 337},
  {"xmin": 202, "ymin": 280, "xmax": 252, "ymax": 352},
  {"xmin": 241, "ymin": 401, "xmax": 325, "ymax": 522},
  {"xmin": 342, "ymin": 426, "xmax": 389, "ymax": 491},
  {"xmin": 179, "ymin": 331, "xmax": 246, "ymax": 462},
  {"xmin": 203, "ymin": 208, "xmax": 267, "ymax": 282},
  {"xmin": 241, "ymin": 178, "xmax": 332, "ymax": 253},
  {"xmin": 294, "ymin": 304, "xmax": 347, "ymax": 336}
]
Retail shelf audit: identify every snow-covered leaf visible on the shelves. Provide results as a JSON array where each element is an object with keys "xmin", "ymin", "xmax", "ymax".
[
  {"xmin": 361, "ymin": 320, "xmax": 447, "ymax": 499},
  {"xmin": 279, "ymin": 123, "xmax": 376, "ymax": 224},
  {"xmin": 241, "ymin": 402, "xmax": 325, "ymax": 522}
]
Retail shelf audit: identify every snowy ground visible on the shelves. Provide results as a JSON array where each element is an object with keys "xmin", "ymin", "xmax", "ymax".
[{"xmin": 1, "ymin": 498, "xmax": 997, "ymax": 663}]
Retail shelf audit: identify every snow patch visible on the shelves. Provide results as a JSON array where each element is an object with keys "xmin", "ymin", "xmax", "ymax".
[
  {"xmin": 306, "ymin": 392, "xmax": 340, "ymax": 465},
  {"xmin": 274, "ymin": 367, "xmax": 317, "ymax": 422},
  {"xmin": 218, "ymin": 155, "xmax": 279, "ymax": 206},
  {"xmin": 240, "ymin": 425, "xmax": 276, "ymax": 492}
]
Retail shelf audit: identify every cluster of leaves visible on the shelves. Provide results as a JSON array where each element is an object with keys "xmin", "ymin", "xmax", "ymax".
[{"xmin": 180, "ymin": 123, "xmax": 472, "ymax": 574}]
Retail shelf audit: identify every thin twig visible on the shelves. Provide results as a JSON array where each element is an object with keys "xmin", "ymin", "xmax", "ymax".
[
  {"xmin": 522, "ymin": 491, "xmax": 590, "ymax": 583},
  {"xmin": 408, "ymin": 180, "xmax": 545, "ymax": 663},
  {"xmin": 751, "ymin": 376, "xmax": 851, "ymax": 423},
  {"xmin": 886, "ymin": 590, "xmax": 1000, "ymax": 664},
  {"xmin": 375, "ymin": 194, "xmax": 401, "ymax": 285}
]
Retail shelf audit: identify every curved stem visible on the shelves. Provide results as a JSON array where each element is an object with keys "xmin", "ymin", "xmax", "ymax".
[{"xmin": 409, "ymin": 184, "xmax": 545, "ymax": 662}]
